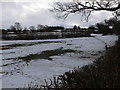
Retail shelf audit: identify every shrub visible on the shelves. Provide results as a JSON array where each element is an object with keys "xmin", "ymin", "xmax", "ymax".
[{"xmin": 40, "ymin": 37, "xmax": 120, "ymax": 88}]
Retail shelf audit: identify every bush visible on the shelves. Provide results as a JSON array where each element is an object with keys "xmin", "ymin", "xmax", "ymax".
[{"xmin": 40, "ymin": 37, "xmax": 120, "ymax": 88}]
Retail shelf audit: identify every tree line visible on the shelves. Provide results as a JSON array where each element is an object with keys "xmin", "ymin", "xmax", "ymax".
[
  {"xmin": 1, "ymin": 22, "xmax": 64, "ymax": 35},
  {"xmin": 88, "ymin": 17, "xmax": 120, "ymax": 35},
  {"xmin": 1, "ymin": 17, "xmax": 120, "ymax": 40}
]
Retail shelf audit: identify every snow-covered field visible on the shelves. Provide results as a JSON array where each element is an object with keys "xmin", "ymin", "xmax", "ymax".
[{"xmin": 0, "ymin": 34, "xmax": 118, "ymax": 88}]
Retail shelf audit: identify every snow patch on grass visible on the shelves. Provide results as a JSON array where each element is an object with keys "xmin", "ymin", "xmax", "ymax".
[{"xmin": 1, "ymin": 34, "xmax": 118, "ymax": 88}]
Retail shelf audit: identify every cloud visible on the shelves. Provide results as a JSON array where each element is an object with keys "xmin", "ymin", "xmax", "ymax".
[{"xmin": 1, "ymin": 1, "xmax": 114, "ymax": 29}]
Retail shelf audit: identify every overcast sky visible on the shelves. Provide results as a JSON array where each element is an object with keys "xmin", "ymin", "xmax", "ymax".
[{"xmin": 1, "ymin": 0, "xmax": 114, "ymax": 29}]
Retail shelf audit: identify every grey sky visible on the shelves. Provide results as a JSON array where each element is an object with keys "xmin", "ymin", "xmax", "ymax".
[{"xmin": 1, "ymin": 0, "xmax": 114, "ymax": 29}]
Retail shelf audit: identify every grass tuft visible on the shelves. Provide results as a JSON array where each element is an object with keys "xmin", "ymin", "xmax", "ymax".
[{"xmin": 19, "ymin": 48, "xmax": 77, "ymax": 61}]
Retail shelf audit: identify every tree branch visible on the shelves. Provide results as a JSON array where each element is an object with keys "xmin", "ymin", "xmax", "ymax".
[{"xmin": 51, "ymin": 0, "xmax": 120, "ymax": 20}]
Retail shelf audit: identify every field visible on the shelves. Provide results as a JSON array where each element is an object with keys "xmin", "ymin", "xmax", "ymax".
[{"xmin": 0, "ymin": 34, "xmax": 118, "ymax": 88}]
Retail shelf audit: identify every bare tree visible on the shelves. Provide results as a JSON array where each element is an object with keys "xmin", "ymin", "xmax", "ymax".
[
  {"xmin": 37, "ymin": 24, "xmax": 45, "ymax": 30},
  {"xmin": 29, "ymin": 26, "xmax": 36, "ymax": 31},
  {"xmin": 51, "ymin": 0, "xmax": 120, "ymax": 20},
  {"xmin": 14, "ymin": 22, "xmax": 22, "ymax": 30},
  {"xmin": 10, "ymin": 25, "xmax": 16, "ymax": 31}
]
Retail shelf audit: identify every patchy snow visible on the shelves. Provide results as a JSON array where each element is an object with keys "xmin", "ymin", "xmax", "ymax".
[{"xmin": 1, "ymin": 34, "xmax": 118, "ymax": 88}]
